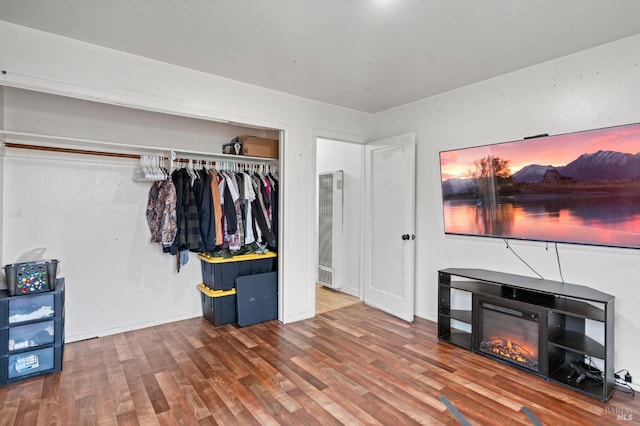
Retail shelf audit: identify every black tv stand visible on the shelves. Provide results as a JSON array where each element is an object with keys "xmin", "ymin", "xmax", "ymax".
[{"xmin": 438, "ymin": 268, "xmax": 615, "ymax": 401}]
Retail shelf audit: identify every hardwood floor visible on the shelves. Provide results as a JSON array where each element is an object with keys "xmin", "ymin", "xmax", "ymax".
[
  {"xmin": 1, "ymin": 304, "xmax": 637, "ymax": 425},
  {"xmin": 315, "ymin": 284, "xmax": 361, "ymax": 314}
]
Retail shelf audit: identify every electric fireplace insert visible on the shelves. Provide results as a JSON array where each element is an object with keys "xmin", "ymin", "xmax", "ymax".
[{"xmin": 475, "ymin": 296, "xmax": 547, "ymax": 374}]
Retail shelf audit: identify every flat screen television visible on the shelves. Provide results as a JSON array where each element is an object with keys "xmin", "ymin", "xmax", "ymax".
[{"xmin": 439, "ymin": 122, "xmax": 640, "ymax": 249}]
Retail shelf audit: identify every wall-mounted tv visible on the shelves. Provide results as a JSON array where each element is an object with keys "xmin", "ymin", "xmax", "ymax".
[{"xmin": 439, "ymin": 122, "xmax": 640, "ymax": 249}]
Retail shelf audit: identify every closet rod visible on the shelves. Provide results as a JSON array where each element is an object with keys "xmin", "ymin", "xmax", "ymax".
[
  {"xmin": 4, "ymin": 142, "xmax": 143, "ymax": 160},
  {"xmin": 0, "ymin": 130, "xmax": 170, "ymax": 153}
]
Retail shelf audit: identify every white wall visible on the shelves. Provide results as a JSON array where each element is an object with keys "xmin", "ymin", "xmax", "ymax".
[
  {"xmin": 316, "ymin": 138, "xmax": 364, "ymax": 298},
  {"xmin": 3, "ymin": 87, "xmax": 279, "ymax": 149},
  {"xmin": 0, "ymin": 21, "xmax": 373, "ymax": 340},
  {"xmin": 374, "ymin": 34, "xmax": 640, "ymax": 383}
]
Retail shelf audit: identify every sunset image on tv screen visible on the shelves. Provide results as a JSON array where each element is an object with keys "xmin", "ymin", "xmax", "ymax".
[{"xmin": 439, "ymin": 123, "xmax": 640, "ymax": 248}]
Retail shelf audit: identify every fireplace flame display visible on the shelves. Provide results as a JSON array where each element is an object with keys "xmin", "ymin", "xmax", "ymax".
[{"xmin": 479, "ymin": 337, "xmax": 538, "ymax": 370}]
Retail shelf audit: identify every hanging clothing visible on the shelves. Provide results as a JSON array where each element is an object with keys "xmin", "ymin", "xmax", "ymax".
[
  {"xmin": 167, "ymin": 169, "xmax": 185, "ymax": 255},
  {"xmin": 150, "ymin": 162, "xmax": 277, "ymax": 263},
  {"xmin": 220, "ymin": 175, "xmax": 237, "ymax": 235},
  {"xmin": 241, "ymin": 172, "xmax": 256, "ymax": 245},
  {"xmin": 269, "ymin": 173, "xmax": 279, "ymax": 248},
  {"xmin": 220, "ymin": 171, "xmax": 243, "ymax": 251},
  {"xmin": 146, "ymin": 178, "xmax": 177, "ymax": 248},
  {"xmin": 209, "ymin": 169, "xmax": 224, "ymax": 247},
  {"xmin": 182, "ymin": 168, "xmax": 203, "ymax": 252},
  {"xmin": 169, "ymin": 168, "xmax": 202, "ymax": 254},
  {"xmin": 230, "ymin": 172, "xmax": 245, "ymax": 250},
  {"xmin": 195, "ymin": 168, "xmax": 216, "ymax": 252},
  {"xmin": 251, "ymin": 173, "xmax": 276, "ymax": 248}
]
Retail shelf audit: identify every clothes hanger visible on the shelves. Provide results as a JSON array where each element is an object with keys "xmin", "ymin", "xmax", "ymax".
[
  {"xmin": 151, "ymin": 156, "xmax": 159, "ymax": 180},
  {"xmin": 155, "ymin": 156, "xmax": 166, "ymax": 180},
  {"xmin": 142, "ymin": 155, "xmax": 152, "ymax": 179},
  {"xmin": 160, "ymin": 156, "xmax": 169, "ymax": 180}
]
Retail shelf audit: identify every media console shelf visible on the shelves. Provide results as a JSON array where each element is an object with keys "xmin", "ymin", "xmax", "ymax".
[{"xmin": 438, "ymin": 268, "xmax": 615, "ymax": 401}]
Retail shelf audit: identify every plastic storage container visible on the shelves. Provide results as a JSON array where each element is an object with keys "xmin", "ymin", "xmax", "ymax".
[
  {"xmin": 198, "ymin": 252, "xmax": 276, "ymax": 290},
  {"xmin": 197, "ymin": 284, "xmax": 237, "ymax": 326}
]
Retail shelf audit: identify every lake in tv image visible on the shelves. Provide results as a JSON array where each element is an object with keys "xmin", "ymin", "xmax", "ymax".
[{"xmin": 439, "ymin": 123, "xmax": 640, "ymax": 248}]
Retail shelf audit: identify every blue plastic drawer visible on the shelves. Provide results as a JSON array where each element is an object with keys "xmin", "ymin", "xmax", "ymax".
[
  {"xmin": 2, "ymin": 345, "xmax": 62, "ymax": 382},
  {"xmin": 0, "ymin": 280, "xmax": 64, "ymax": 326},
  {"xmin": 7, "ymin": 293, "xmax": 56, "ymax": 324},
  {"xmin": 0, "ymin": 320, "xmax": 59, "ymax": 356}
]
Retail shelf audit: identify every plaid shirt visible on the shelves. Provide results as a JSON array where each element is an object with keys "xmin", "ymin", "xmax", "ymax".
[{"xmin": 169, "ymin": 168, "xmax": 203, "ymax": 254}]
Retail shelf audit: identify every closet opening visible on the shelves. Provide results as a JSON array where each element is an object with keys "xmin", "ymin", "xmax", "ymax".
[{"xmin": 1, "ymin": 87, "xmax": 284, "ymax": 341}]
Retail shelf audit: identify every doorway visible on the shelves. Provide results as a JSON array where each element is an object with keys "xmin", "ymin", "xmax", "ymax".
[
  {"xmin": 315, "ymin": 284, "xmax": 360, "ymax": 314},
  {"xmin": 315, "ymin": 137, "xmax": 365, "ymax": 313}
]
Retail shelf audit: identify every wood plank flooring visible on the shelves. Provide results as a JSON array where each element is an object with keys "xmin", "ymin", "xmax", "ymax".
[
  {"xmin": 315, "ymin": 285, "xmax": 361, "ymax": 314},
  {"xmin": 1, "ymin": 303, "xmax": 638, "ymax": 425}
]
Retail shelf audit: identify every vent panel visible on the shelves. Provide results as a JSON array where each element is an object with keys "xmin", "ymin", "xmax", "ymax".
[{"xmin": 317, "ymin": 171, "xmax": 343, "ymax": 289}]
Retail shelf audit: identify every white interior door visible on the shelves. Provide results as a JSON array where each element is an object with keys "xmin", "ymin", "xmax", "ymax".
[{"xmin": 364, "ymin": 133, "xmax": 416, "ymax": 322}]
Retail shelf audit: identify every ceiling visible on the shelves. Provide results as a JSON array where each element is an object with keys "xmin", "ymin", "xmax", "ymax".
[{"xmin": 2, "ymin": 0, "xmax": 640, "ymax": 113}]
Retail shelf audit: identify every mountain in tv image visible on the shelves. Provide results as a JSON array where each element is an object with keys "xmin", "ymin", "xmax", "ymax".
[{"xmin": 442, "ymin": 150, "xmax": 640, "ymax": 197}]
